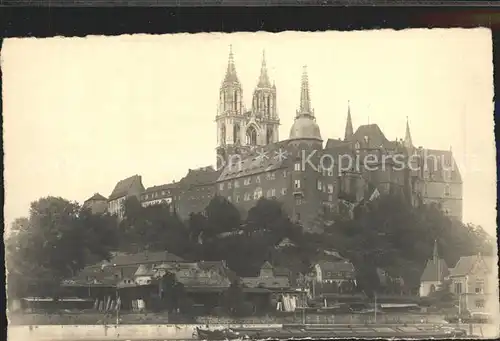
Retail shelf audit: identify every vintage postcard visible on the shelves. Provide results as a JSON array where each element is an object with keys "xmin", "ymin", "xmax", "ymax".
[{"xmin": 4, "ymin": 30, "xmax": 499, "ymax": 339}]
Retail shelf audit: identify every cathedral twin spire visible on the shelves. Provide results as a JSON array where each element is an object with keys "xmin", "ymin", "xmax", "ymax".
[{"xmin": 223, "ymin": 45, "xmax": 240, "ymax": 85}]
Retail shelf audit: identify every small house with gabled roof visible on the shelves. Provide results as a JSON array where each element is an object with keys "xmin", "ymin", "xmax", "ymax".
[
  {"xmin": 448, "ymin": 253, "xmax": 496, "ymax": 314},
  {"xmin": 83, "ymin": 193, "xmax": 108, "ymax": 215}
]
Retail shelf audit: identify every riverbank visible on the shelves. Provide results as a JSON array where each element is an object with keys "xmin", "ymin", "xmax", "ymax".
[
  {"xmin": 8, "ymin": 311, "xmax": 449, "ymax": 325},
  {"xmin": 8, "ymin": 323, "xmax": 499, "ymax": 340}
]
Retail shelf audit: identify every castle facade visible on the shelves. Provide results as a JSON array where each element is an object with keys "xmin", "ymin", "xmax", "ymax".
[{"xmin": 97, "ymin": 47, "xmax": 462, "ymax": 232}]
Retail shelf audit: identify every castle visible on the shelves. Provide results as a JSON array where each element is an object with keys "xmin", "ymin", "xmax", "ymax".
[{"xmin": 85, "ymin": 46, "xmax": 463, "ymax": 232}]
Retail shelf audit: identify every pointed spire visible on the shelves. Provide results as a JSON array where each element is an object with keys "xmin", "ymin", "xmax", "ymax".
[
  {"xmin": 297, "ymin": 65, "xmax": 313, "ymax": 117},
  {"xmin": 257, "ymin": 50, "xmax": 271, "ymax": 88},
  {"xmin": 344, "ymin": 101, "xmax": 354, "ymax": 141},
  {"xmin": 433, "ymin": 239, "xmax": 439, "ymax": 262},
  {"xmin": 223, "ymin": 45, "xmax": 239, "ymax": 84},
  {"xmin": 404, "ymin": 117, "xmax": 413, "ymax": 148}
]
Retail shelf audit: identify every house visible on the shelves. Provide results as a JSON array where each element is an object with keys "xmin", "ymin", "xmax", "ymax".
[
  {"xmin": 314, "ymin": 260, "xmax": 356, "ymax": 284},
  {"xmin": 313, "ymin": 260, "xmax": 356, "ymax": 294},
  {"xmin": 419, "ymin": 241, "xmax": 449, "ymax": 297},
  {"xmin": 83, "ymin": 193, "xmax": 108, "ymax": 215},
  {"xmin": 108, "ymin": 175, "xmax": 145, "ymax": 219},
  {"xmin": 448, "ymin": 254, "xmax": 496, "ymax": 314},
  {"xmin": 140, "ymin": 183, "xmax": 180, "ymax": 212},
  {"xmin": 241, "ymin": 261, "xmax": 290, "ymax": 290}
]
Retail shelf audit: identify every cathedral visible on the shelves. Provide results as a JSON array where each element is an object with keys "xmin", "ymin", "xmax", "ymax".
[
  {"xmin": 213, "ymin": 46, "xmax": 463, "ymax": 233},
  {"xmin": 102, "ymin": 46, "xmax": 463, "ymax": 233}
]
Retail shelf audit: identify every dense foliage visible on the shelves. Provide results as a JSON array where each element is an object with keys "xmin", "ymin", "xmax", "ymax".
[
  {"xmin": 6, "ymin": 197, "xmax": 118, "ymax": 298},
  {"xmin": 6, "ymin": 193, "xmax": 495, "ymax": 299}
]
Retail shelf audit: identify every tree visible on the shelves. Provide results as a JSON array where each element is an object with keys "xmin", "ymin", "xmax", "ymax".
[
  {"xmin": 221, "ymin": 279, "xmax": 248, "ymax": 317},
  {"xmin": 204, "ymin": 195, "xmax": 241, "ymax": 237},
  {"xmin": 6, "ymin": 196, "xmax": 119, "ymax": 298}
]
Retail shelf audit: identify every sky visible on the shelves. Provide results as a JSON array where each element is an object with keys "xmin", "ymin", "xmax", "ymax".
[{"xmin": 2, "ymin": 29, "xmax": 496, "ymax": 235}]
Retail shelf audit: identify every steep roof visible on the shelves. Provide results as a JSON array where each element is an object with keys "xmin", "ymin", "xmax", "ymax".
[
  {"xmin": 325, "ymin": 138, "xmax": 345, "ymax": 149},
  {"xmin": 349, "ymin": 124, "xmax": 397, "ymax": 150},
  {"xmin": 449, "ymin": 255, "xmax": 494, "ymax": 277},
  {"xmin": 420, "ymin": 258, "xmax": 449, "ymax": 282},
  {"xmin": 180, "ymin": 166, "xmax": 221, "ymax": 187},
  {"xmin": 419, "ymin": 148, "xmax": 462, "ymax": 183},
  {"xmin": 218, "ymin": 140, "xmax": 291, "ymax": 182},
  {"xmin": 84, "ymin": 193, "xmax": 107, "ymax": 202},
  {"xmin": 109, "ymin": 175, "xmax": 145, "ymax": 201}
]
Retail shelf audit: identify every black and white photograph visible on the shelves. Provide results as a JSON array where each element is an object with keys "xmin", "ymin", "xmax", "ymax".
[{"xmin": 3, "ymin": 30, "xmax": 499, "ymax": 339}]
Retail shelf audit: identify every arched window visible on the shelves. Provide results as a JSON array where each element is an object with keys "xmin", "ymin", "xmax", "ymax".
[
  {"xmin": 246, "ymin": 126, "xmax": 258, "ymax": 146},
  {"xmin": 267, "ymin": 96, "xmax": 271, "ymax": 116},
  {"xmin": 430, "ymin": 284, "xmax": 436, "ymax": 293},
  {"xmin": 234, "ymin": 90, "xmax": 238, "ymax": 110},
  {"xmin": 233, "ymin": 124, "xmax": 240, "ymax": 144},
  {"xmin": 220, "ymin": 124, "xmax": 226, "ymax": 145}
]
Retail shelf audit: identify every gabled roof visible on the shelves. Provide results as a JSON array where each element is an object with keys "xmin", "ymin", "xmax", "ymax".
[
  {"xmin": 318, "ymin": 260, "xmax": 355, "ymax": 274},
  {"xmin": 180, "ymin": 166, "xmax": 221, "ymax": 187},
  {"xmin": 109, "ymin": 175, "xmax": 145, "ymax": 201},
  {"xmin": 218, "ymin": 140, "xmax": 291, "ymax": 181},
  {"xmin": 91, "ymin": 251, "xmax": 183, "ymax": 268},
  {"xmin": 261, "ymin": 261, "xmax": 273, "ymax": 270},
  {"xmin": 349, "ymin": 124, "xmax": 397, "ymax": 150},
  {"xmin": 449, "ymin": 255, "xmax": 494, "ymax": 277},
  {"xmin": 241, "ymin": 276, "xmax": 290, "ymax": 289},
  {"xmin": 420, "ymin": 258, "xmax": 449, "ymax": 282},
  {"xmin": 84, "ymin": 193, "xmax": 107, "ymax": 202}
]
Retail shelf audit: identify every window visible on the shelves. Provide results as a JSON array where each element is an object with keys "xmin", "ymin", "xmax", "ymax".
[
  {"xmin": 234, "ymin": 180, "xmax": 239, "ymax": 188},
  {"xmin": 454, "ymin": 282, "xmax": 462, "ymax": 294},
  {"xmin": 244, "ymin": 177, "xmax": 251, "ymax": 185},
  {"xmin": 295, "ymin": 162, "xmax": 301, "ymax": 171},
  {"xmin": 266, "ymin": 189, "xmax": 272, "ymax": 198},
  {"xmin": 228, "ymin": 182, "xmax": 232, "ymax": 189},
  {"xmin": 355, "ymin": 141, "xmax": 360, "ymax": 149},
  {"xmin": 271, "ymin": 188, "xmax": 276, "ymax": 197},
  {"xmin": 295, "ymin": 197, "xmax": 302, "ymax": 205},
  {"xmin": 294, "ymin": 180, "xmax": 301, "ymax": 189},
  {"xmin": 317, "ymin": 180, "xmax": 322, "ymax": 191},
  {"xmin": 476, "ymin": 299, "xmax": 485, "ymax": 308},
  {"xmin": 161, "ymin": 191, "xmax": 166, "ymax": 195},
  {"xmin": 266, "ymin": 172, "xmax": 276, "ymax": 180},
  {"xmin": 235, "ymin": 195, "xmax": 240, "ymax": 203},
  {"xmin": 254, "ymin": 187, "xmax": 263, "ymax": 199},
  {"xmin": 328, "ymin": 184, "xmax": 334, "ymax": 193},
  {"xmin": 256, "ymin": 176, "xmax": 261, "ymax": 183},
  {"xmin": 475, "ymin": 279, "xmax": 485, "ymax": 293},
  {"xmin": 227, "ymin": 196, "xmax": 232, "ymax": 202},
  {"xmin": 244, "ymin": 193, "xmax": 251, "ymax": 201},
  {"xmin": 219, "ymin": 183, "xmax": 224, "ymax": 190},
  {"xmin": 327, "ymin": 168, "xmax": 334, "ymax": 176},
  {"xmin": 283, "ymin": 170, "xmax": 288, "ymax": 178},
  {"xmin": 281, "ymin": 188, "xmax": 287, "ymax": 195},
  {"xmin": 444, "ymin": 184, "xmax": 450, "ymax": 197},
  {"xmin": 328, "ymin": 195, "xmax": 333, "ymax": 202}
]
